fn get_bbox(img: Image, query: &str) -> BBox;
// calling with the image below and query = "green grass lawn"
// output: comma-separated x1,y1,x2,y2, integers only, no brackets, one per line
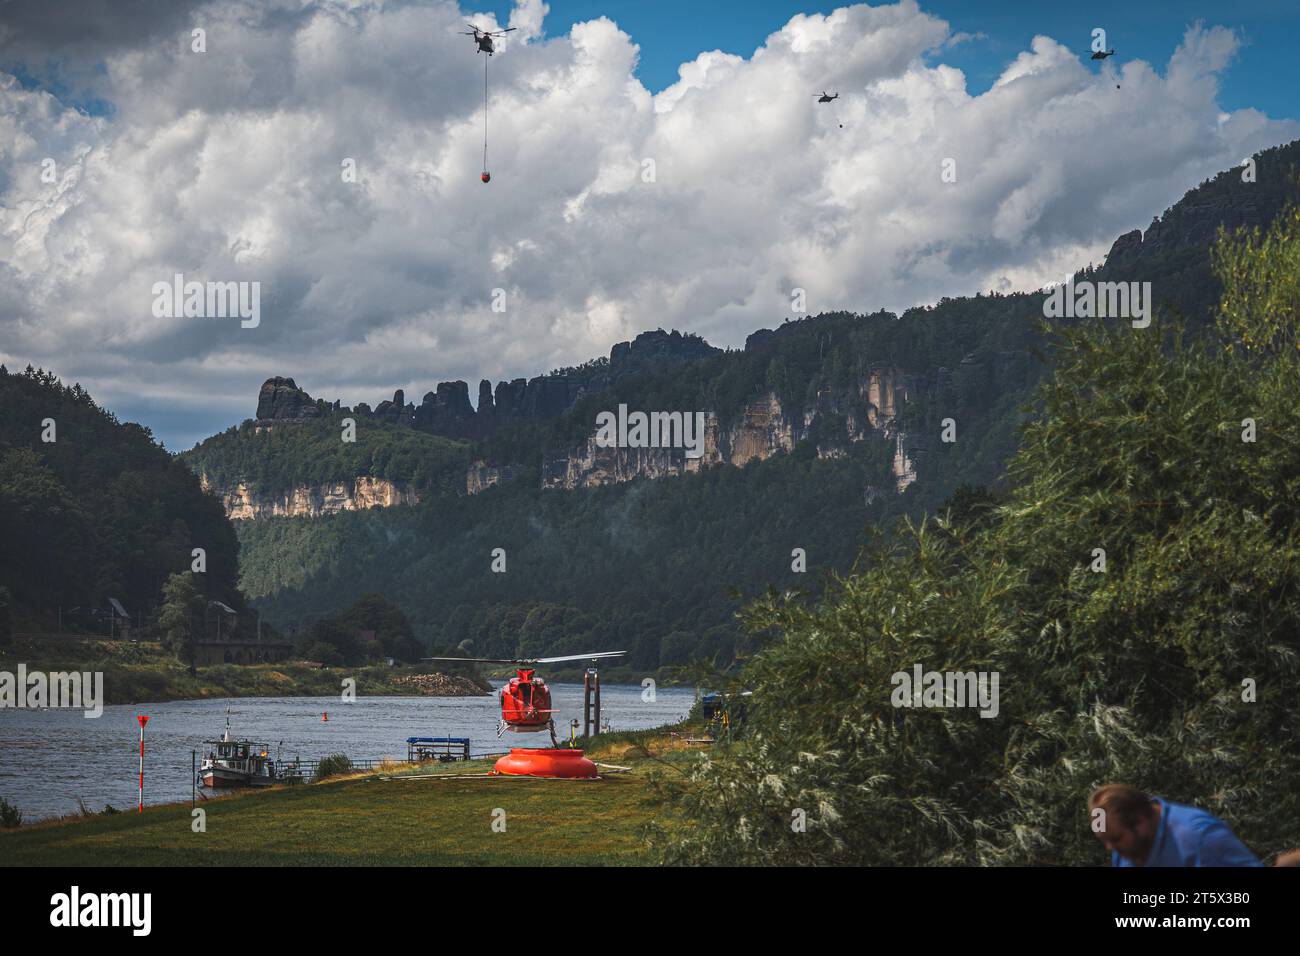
0,733,699,866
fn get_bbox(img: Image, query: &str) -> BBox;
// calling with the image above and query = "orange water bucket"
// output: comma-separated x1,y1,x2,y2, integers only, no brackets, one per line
492,748,597,779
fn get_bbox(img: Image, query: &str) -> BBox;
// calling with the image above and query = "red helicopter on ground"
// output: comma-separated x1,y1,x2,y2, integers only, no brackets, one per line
424,650,626,746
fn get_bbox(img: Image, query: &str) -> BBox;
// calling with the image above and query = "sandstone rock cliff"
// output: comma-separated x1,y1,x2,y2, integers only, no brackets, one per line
521,367,917,494
202,475,418,519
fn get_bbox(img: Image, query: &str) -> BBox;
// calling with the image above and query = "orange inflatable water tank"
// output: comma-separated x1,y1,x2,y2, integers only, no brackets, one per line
493,748,597,779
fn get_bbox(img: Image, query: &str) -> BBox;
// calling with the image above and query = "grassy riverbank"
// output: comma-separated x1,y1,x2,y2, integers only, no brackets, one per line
0,730,697,865
0,634,491,705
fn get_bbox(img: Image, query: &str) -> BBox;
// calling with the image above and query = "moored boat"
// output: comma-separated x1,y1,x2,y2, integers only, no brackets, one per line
198,713,279,789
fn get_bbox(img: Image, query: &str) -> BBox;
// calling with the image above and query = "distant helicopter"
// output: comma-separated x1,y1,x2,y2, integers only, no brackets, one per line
424,650,626,745
1091,49,1115,60
462,23,516,56
815,92,843,127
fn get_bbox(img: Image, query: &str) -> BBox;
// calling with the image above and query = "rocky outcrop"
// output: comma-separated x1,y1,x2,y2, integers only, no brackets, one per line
249,330,722,445
206,476,418,520
540,432,716,490
610,328,719,371
256,377,321,422
532,368,916,493
892,432,917,492
1095,141,1299,295
412,381,478,437
466,461,523,494
235,340,919,509
1104,196,1271,272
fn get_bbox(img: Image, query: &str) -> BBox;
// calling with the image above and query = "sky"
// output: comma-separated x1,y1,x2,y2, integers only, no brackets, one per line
469,0,1300,116
1,0,1297,451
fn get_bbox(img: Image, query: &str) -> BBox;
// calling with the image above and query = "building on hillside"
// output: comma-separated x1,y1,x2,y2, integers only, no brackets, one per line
193,637,294,666
193,599,293,665
93,597,132,639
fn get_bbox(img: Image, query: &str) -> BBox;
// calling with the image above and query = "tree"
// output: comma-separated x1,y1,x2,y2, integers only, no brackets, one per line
303,641,344,667
1213,204,1300,356
294,593,423,665
655,206,1300,866
158,572,205,674
0,585,12,645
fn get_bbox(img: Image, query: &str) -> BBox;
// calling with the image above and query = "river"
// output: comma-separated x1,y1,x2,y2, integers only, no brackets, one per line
0,681,697,821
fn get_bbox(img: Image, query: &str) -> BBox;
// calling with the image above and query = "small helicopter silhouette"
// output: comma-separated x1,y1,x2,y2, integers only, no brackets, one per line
462,23,516,56
1091,49,1116,60
424,650,626,745
815,91,840,103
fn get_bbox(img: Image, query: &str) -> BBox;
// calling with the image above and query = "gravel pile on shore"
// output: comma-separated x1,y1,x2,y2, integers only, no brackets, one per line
392,672,488,696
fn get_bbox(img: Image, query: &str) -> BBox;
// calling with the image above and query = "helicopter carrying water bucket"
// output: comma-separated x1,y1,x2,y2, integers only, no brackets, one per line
461,23,517,183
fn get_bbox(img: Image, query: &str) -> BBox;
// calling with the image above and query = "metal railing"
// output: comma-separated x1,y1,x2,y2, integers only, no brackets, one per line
276,755,496,781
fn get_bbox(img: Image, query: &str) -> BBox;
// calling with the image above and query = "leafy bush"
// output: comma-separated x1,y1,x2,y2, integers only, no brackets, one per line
313,753,353,781
0,796,21,828
655,208,1300,866
302,641,344,668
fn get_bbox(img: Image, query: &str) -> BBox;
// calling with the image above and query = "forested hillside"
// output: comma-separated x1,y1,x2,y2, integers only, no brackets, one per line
237,432,904,669
0,367,246,632
207,140,1300,671
186,413,471,499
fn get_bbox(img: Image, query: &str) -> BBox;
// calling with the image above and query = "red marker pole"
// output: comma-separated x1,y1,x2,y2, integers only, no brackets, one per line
137,715,150,813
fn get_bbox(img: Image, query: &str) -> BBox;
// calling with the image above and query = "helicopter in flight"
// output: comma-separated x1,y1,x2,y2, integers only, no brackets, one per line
465,23,517,183
814,91,839,103
424,650,626,746
1091,48,1115,60
462,23,516,56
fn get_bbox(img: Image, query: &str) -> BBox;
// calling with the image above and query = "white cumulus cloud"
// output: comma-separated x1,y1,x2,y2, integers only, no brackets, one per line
0,0,1295,449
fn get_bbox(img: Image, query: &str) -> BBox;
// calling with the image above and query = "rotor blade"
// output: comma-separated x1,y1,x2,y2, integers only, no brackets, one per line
533,651,627,664
422,656,523,665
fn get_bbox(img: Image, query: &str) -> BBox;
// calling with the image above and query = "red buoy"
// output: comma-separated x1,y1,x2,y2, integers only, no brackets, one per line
481,171,491,183
493,748,597,779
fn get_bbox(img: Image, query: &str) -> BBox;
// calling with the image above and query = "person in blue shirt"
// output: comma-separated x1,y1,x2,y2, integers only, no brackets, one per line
1088,784,1262,867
